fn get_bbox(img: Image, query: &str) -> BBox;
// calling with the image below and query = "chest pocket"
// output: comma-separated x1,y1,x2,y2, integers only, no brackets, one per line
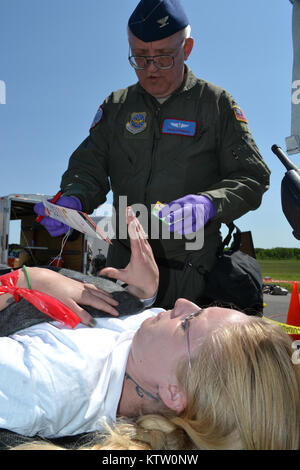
109,111,153,186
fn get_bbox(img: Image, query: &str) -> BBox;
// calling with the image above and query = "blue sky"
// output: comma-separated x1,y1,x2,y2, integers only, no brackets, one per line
0,0,298,248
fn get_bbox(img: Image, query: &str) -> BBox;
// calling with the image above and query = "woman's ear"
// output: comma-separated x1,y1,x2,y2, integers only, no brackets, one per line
158,384,187,413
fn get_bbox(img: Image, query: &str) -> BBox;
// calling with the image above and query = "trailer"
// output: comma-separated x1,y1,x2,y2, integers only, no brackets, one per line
0,194,109,273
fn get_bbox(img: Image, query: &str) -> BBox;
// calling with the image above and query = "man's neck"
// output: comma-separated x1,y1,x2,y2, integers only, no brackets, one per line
152,67,187,103
155,95,171,104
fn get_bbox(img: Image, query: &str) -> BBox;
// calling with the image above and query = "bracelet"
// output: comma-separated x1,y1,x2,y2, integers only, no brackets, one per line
22,265,31,289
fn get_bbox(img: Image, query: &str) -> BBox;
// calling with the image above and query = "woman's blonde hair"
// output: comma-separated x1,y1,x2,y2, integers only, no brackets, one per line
12,318,300,450
119,318,300,450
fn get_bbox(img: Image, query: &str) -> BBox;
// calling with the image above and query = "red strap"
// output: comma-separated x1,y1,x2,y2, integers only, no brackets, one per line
0,270,80,328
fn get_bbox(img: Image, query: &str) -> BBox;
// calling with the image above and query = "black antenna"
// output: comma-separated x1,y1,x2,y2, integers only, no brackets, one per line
271,144,299,172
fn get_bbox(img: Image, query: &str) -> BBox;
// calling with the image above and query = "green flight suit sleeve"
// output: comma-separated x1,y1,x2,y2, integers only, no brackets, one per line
60,104,111,214
202,91,271,224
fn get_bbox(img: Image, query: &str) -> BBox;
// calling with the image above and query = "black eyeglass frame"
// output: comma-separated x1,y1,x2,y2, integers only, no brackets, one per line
182,309,202,370
128,41,185,70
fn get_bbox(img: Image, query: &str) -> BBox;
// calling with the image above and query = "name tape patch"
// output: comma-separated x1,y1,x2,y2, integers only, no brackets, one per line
162,119,197,137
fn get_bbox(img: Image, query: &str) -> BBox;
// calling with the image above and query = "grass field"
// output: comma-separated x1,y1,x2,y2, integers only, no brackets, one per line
257,259,300,292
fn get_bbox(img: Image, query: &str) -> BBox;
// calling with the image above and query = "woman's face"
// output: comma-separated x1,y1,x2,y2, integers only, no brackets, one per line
130,298,249,383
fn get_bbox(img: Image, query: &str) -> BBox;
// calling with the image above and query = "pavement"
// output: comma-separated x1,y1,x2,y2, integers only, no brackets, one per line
263,293,291,323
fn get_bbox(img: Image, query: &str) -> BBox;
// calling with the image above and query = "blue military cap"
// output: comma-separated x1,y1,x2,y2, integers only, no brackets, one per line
128,0,189,42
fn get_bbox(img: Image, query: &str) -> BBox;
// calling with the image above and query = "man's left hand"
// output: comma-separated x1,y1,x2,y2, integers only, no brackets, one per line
158,194,216,235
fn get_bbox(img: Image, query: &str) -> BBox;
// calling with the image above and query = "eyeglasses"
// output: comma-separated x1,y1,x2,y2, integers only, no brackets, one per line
181,309,202,370
128,41,184,70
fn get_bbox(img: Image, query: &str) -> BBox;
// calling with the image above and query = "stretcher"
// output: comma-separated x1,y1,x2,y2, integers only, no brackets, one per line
0,268,144,449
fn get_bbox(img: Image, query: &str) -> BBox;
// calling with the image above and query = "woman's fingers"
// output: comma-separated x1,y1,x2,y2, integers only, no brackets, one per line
128,218,148,262
69,303,97,327
99,267,125,282
69,295,120,325
83,283,119,305
79,285,120,317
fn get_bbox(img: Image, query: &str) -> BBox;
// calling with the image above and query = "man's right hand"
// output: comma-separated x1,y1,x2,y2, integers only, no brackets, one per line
34,196,82,237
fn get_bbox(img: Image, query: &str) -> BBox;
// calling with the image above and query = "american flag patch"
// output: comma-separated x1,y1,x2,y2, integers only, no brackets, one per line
90,106,103,131
233,106,248,123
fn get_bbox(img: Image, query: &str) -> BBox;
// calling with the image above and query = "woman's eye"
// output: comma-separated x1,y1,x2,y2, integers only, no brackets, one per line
180,320,187,331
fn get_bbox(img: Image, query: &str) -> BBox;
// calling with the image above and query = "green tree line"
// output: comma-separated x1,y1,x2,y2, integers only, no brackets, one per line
255,248,300,260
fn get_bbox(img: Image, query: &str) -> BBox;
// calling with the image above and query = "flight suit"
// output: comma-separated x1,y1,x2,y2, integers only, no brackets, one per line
61,67,270,308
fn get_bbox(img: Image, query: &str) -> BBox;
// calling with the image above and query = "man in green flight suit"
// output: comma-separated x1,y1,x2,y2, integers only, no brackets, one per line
35,0,270,309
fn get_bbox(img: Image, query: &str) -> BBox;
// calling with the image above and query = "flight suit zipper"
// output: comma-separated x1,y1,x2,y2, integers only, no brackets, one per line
144,103,161,203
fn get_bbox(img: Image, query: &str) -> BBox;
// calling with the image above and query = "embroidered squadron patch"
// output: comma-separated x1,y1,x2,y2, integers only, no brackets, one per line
126,112,147,135
90,106,103,131
233,106,248,123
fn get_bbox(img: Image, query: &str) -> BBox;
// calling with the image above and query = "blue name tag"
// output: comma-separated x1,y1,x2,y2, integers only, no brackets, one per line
162,119,197,137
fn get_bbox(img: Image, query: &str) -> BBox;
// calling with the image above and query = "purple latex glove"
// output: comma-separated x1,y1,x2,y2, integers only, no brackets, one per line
158,195,216,235
34,196,82,237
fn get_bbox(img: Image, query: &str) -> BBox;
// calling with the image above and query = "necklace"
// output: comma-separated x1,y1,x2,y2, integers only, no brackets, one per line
124,372,160,403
